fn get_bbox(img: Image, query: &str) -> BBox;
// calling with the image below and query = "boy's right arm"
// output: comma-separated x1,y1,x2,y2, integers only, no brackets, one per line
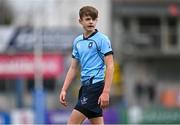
59,58,79,107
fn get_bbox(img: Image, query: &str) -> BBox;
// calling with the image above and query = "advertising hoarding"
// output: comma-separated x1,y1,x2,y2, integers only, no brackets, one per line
0,53,64,78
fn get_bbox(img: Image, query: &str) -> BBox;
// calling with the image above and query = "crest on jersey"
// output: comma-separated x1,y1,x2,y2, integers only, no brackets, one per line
88,42,93,48
81,97,88,104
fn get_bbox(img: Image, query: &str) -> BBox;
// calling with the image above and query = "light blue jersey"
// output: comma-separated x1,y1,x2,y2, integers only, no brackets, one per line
72,29,113,85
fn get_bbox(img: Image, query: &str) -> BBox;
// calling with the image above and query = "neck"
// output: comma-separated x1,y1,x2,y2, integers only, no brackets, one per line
84,29,95,38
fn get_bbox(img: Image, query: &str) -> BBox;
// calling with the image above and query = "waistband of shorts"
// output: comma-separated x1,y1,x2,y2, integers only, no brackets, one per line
82,80,104,87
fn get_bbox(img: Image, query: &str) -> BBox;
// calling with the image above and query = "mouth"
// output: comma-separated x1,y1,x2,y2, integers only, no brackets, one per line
88,25,94,28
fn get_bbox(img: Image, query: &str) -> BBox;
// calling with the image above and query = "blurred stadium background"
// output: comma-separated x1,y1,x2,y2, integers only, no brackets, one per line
0,0,180,124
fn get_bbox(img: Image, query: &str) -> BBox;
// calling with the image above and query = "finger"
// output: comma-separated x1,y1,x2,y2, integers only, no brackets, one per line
101,104,107,109
61,100,68,107
62,94,65,101
62,101,68,107
100,100,104,108
60,93,66,101
59,95,64,102
60,98,65,103
98,98,101,105
101,101,109,109
60,96,66,105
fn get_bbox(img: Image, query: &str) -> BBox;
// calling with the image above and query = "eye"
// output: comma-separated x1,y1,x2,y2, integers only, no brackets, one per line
85,18,91,21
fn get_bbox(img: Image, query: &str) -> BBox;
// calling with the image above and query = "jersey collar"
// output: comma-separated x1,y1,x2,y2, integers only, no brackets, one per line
83,29,98,40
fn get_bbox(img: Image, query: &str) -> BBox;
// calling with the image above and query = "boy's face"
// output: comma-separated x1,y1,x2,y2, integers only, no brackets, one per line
79,15,97,32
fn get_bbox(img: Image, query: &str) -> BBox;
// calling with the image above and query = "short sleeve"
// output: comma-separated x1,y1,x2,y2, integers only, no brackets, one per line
100,36,113,56
72,40,79,60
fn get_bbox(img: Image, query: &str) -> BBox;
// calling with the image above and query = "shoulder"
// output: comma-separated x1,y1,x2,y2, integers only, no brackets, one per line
73,34,83,45
96,32,111,42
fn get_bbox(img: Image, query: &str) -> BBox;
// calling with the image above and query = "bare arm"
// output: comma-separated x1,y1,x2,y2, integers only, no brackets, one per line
98,54,114,108
103,54,114,93
59,58,79,106
62,58,79,91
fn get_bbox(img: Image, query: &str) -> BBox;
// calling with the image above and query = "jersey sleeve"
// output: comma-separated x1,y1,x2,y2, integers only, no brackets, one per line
72,40,79,60
100,36,113,56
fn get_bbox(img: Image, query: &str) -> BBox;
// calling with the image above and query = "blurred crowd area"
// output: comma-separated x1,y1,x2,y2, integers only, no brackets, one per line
0,0,180,124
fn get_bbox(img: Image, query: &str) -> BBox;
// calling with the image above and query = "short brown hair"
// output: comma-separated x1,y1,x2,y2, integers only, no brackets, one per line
79,6,98,20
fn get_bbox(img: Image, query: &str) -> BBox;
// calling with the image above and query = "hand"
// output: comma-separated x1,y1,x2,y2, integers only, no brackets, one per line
59,90,68,107
98,92,109,109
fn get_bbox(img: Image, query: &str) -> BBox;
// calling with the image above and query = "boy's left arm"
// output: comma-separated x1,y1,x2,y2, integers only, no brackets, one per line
98,54,114,109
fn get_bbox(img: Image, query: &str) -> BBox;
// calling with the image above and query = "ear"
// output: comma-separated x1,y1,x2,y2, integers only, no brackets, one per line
79,19,82,24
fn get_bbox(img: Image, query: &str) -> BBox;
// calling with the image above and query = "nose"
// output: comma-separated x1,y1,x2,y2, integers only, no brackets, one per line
89,19,93,23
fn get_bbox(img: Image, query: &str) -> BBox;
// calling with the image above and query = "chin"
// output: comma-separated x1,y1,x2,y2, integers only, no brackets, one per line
87,28,95,32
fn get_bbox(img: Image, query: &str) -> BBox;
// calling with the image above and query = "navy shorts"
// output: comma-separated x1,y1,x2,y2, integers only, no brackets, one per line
74,81,104,119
